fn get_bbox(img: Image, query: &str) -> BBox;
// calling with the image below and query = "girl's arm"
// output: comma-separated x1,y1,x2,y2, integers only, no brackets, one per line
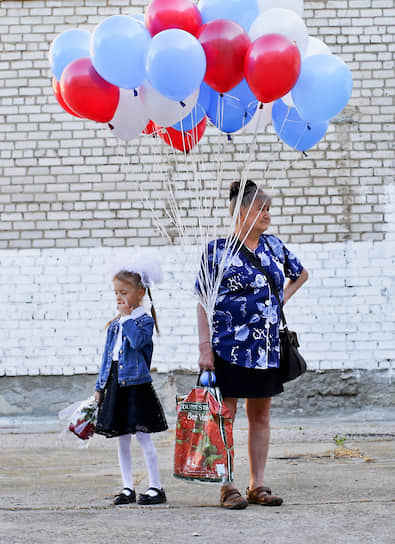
283,268,308,305
197,303,215,371
122,318,154,350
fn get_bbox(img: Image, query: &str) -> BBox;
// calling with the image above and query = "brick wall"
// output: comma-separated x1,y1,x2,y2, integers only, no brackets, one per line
0,0,394,378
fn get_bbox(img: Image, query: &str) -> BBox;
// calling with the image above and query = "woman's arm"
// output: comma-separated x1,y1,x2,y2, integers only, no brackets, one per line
283,268,308,305
197,303,215,371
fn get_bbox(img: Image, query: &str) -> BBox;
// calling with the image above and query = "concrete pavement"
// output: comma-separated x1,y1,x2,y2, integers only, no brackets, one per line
0,410,394,544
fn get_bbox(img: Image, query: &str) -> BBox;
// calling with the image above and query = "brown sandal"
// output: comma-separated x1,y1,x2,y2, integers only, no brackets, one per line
220,488,249,509
246,486,283,506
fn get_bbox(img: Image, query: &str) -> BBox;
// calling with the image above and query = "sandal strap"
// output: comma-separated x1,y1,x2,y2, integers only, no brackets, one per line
248,486,271,499
222,488,243,501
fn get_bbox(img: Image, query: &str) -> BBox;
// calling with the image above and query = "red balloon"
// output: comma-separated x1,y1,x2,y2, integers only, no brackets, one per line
145,0,202,37
155,116,207,153
60,58,120,123
197,19,251,93
244,34,301,104
143,120,156,135
52,77,84,118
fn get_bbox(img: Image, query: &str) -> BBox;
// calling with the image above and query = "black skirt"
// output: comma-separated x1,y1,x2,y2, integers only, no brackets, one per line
95,362,168,438
214,354,284,399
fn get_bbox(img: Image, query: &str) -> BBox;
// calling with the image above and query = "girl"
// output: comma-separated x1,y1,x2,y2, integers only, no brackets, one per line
94,254,168,506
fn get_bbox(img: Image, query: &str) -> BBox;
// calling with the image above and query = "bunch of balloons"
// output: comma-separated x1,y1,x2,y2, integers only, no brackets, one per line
49,0,353,153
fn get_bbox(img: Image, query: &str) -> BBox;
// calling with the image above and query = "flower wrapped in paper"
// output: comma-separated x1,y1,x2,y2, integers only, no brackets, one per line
59,397,98,441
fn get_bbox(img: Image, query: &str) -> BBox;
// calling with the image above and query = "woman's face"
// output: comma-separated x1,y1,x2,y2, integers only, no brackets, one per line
113,278,145,311
240,199,271,234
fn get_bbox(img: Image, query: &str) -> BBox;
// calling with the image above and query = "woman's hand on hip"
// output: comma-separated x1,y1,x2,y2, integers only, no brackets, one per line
198,342,215,371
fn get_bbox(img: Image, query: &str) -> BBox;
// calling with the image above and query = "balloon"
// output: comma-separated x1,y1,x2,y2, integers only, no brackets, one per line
257,0,304,18
200,370,216,386
206,79,258,133
52,77,83,118
272,99,329,151
292,54,353,122
245,34,301,103
198,0,259,32
146,29,206,101
140,80,199,126
143,120,156,134
60,57,120,123
156,116,207,152
90,15,151,90
243,101,273,133
131,13,145,23
304,36,331,58
172,82,211,131
145,0,203,37
49,29,91,81
249,8,308,55
107,88,149,141
197,19,251,93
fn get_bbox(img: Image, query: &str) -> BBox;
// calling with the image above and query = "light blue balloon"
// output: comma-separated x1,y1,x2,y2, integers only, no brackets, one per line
292,54,353,122
199,0,259,31
146,29,206,102
206,79,258,133
172,82,211,131
90,15,151,89
49,29,91,81
272,99,329,151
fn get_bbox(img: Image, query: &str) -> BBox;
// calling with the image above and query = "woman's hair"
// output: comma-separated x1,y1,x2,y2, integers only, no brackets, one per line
229,179,271,215
106,270,160,334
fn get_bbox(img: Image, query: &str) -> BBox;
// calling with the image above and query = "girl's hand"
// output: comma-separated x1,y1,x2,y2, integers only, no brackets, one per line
94,391,103,405
198,342,215,371
117,295,132,316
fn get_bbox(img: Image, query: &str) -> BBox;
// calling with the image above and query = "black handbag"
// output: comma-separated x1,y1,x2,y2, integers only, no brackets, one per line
238,242,307,383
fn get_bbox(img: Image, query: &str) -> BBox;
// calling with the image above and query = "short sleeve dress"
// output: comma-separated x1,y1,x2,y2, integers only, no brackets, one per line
196,234,304,398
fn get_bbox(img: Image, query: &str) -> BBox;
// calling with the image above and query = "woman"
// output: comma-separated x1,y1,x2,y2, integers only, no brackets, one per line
197,180,308,509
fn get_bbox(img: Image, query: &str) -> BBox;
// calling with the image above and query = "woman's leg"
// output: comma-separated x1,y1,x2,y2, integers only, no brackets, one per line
117,433,134,490
245,397,271,489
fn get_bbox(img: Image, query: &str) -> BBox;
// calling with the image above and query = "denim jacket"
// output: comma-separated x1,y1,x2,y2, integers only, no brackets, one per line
95,313,154,391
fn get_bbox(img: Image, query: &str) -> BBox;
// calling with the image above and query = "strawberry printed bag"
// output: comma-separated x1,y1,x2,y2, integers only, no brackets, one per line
174,385,234,484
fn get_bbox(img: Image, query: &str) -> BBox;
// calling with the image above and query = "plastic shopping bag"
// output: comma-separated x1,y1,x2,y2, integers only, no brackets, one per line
174,385,234,484
58,397,97,441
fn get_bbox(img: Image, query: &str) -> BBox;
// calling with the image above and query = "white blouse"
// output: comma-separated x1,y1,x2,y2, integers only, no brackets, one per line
112,306,146,361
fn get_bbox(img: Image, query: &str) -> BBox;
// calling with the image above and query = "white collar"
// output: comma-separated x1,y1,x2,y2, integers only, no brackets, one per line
129,306,146,319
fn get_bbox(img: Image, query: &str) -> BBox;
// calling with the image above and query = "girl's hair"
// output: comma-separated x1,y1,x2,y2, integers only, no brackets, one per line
229,179,271,215
106,270,160,334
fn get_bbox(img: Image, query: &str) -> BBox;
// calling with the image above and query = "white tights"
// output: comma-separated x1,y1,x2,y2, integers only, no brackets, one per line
117,432,161,491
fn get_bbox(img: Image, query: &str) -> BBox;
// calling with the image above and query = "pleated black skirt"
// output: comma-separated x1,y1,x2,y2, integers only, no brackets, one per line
214,354,284,399
95,362,168,438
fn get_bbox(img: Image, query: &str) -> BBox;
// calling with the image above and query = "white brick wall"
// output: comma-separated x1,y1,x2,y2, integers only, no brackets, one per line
0,0,394,378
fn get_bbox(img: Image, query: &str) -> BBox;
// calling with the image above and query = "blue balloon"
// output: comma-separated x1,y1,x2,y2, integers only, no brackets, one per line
292,54,353,122
200,370,216,387
206,79,258,133
146,29,206,102
91,15,151,90
199,0,259,31
172,82,211,131
49,29,91,81
272,99,329,152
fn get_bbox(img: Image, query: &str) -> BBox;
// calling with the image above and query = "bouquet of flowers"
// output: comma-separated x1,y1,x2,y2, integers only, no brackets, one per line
59,397,98,441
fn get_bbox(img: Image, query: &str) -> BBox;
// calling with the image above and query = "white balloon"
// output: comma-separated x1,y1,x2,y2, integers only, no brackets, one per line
304,36,331,58
257,0,303,18
139,81,199,127
108,88,149,142
249,8,308,55
243,102,273,134
281,91,295,107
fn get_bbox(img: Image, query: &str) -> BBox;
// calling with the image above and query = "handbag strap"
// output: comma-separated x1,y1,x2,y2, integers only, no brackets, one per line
238,241,288,329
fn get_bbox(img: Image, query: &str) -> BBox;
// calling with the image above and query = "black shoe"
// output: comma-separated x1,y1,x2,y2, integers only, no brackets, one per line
137,487,167,505
113,488,136,505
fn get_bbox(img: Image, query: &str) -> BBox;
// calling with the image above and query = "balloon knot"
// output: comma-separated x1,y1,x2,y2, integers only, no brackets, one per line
259,103,264,110
108,123,114,130
302,151,308,157
227,134,232,142
180,101,186,108
133,89,138,97
307,124,311,130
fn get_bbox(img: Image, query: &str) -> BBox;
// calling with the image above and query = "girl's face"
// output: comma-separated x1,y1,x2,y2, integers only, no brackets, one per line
113,278,145,311
240,199,271,234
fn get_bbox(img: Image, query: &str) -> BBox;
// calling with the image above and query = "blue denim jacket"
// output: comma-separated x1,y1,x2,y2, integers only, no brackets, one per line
95,313,154,391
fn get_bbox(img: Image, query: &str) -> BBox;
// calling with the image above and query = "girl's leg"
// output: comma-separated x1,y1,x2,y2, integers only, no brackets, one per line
117,433,134,490
135,431,161,492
